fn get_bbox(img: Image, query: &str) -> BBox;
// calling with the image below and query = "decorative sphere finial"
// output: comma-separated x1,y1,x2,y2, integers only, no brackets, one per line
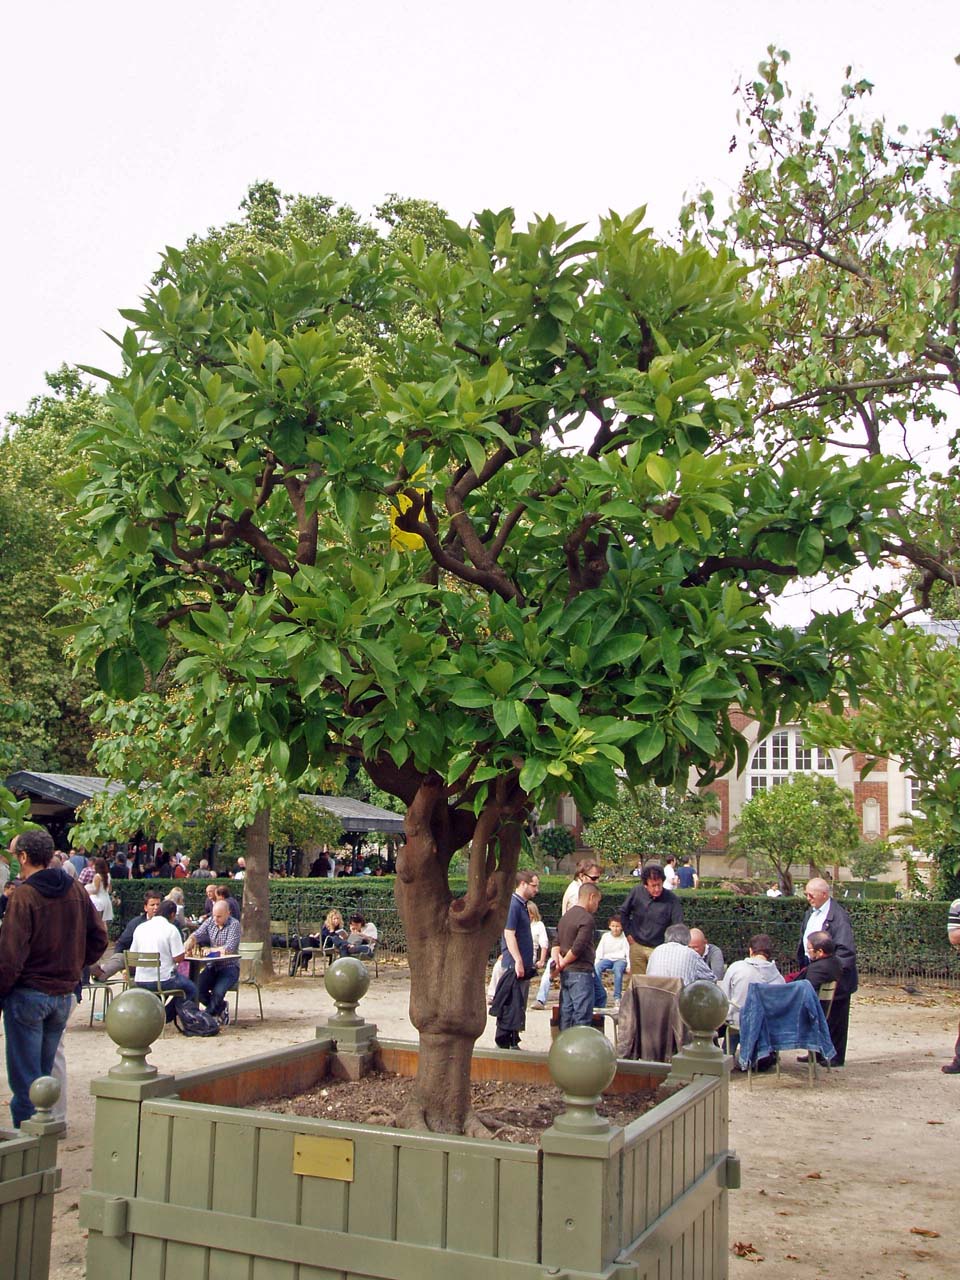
324,956,370,1025
679,981,729,1034
547,1026,617,1134
104,987,166,1077
29,1076,60,1117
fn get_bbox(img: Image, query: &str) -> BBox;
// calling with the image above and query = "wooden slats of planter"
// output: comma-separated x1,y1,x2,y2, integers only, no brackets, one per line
125,1100,540,1279
0,1128,60,1280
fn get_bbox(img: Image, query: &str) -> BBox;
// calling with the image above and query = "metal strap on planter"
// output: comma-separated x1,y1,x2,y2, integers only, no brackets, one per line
80,1190,625,1280
0,1167,60,1207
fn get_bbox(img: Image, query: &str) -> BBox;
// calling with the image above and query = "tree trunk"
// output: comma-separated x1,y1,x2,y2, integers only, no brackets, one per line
241,806,274,978
391,774,526,1135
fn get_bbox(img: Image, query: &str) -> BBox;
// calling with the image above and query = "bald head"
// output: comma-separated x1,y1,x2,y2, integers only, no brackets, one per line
212,901,230,926
688,928,707,955
805,878,831,908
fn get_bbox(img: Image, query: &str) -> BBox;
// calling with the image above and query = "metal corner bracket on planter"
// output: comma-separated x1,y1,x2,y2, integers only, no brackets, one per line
81,964,739,1279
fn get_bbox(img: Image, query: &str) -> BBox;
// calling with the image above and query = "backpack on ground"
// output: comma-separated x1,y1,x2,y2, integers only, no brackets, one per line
174,999,220,1037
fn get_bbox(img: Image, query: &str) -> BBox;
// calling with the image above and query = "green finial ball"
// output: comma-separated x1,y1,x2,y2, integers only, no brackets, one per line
548,1026,617,1097
105,987,166,1050
679,980,729,1033
324,956,370,1004
29,1076,60,1112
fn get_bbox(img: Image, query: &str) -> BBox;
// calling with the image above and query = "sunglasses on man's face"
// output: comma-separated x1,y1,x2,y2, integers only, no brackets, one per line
586,874,601,881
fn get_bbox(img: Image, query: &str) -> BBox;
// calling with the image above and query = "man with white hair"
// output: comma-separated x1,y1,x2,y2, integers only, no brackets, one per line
646,923,718,987
184,899,241,1026
942,899,960,1074
795,877,858,1066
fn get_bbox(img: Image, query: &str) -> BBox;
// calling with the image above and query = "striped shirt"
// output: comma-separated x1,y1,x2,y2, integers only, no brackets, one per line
191,915,241,959
646,942,718,987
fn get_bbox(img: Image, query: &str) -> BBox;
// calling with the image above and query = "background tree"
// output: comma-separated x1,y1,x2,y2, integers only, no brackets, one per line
66,195,904,1132
728,772,860,893
807,623,960,897
845,838,894,882
584,782,716,871
0,368,100,773
534,823,576,869
683,49,960,612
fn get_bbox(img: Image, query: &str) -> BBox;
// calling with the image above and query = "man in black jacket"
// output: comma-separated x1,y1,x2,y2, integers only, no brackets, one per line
796,878,858,1066
618,864,683,980
91,888,164,979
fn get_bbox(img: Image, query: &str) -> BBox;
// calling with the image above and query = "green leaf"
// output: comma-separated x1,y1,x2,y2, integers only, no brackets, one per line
796,524,825,575
228,708,259,750
634,724,666,764
461,434,487,478
600,633,647,666
484,660,514,697
645,456,676,490
519,758,548,793
493,699,520,739
133,620,169,676
547,693,580,725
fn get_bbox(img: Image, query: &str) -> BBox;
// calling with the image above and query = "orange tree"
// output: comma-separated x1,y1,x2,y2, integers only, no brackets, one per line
65,204,903,1132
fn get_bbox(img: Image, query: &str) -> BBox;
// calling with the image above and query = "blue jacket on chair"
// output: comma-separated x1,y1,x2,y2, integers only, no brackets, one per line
738,980,836,1067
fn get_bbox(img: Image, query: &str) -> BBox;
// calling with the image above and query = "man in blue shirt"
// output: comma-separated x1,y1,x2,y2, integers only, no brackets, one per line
493,870,540,1049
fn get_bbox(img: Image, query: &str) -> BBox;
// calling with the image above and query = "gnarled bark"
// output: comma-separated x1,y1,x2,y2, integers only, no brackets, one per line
379,769,528,1134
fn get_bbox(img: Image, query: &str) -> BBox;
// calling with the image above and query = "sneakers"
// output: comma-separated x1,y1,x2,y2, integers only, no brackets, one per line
217,1006,230,1027
533,1000,546,1009
942,1060,960,1074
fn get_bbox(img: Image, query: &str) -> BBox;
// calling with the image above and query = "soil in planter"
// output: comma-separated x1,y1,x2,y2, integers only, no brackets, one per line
260,1071,673,1144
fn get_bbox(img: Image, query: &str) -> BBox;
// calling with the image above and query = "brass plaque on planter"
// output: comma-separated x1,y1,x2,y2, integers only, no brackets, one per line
293,1136,354,1181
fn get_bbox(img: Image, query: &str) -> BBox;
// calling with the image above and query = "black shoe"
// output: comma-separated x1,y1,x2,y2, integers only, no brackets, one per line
942,1060,960,1074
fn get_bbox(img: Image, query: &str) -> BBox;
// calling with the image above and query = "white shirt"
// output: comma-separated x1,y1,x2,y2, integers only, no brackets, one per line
664,865,680,890
595,931,630,964
802,900,830,949
561,878,581,915
531,920,549,955
131,916,184,982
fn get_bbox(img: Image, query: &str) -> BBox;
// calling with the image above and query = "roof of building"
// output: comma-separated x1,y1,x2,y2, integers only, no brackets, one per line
4,771,405,836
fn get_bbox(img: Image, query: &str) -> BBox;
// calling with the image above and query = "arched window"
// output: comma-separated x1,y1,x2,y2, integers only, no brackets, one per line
747,727,836,797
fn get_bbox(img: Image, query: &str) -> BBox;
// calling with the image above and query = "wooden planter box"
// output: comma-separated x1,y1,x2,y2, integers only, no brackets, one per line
81,989,737,1280
0,1093,63,1280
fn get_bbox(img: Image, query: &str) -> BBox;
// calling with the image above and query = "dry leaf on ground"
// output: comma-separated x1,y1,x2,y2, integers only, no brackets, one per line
731,1241,764,1261
804,1171,823,1179
910,1227,940,1238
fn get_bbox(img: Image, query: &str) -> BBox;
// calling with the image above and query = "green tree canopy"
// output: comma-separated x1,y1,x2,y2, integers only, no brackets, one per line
65,194,905,1131
728,772,860,893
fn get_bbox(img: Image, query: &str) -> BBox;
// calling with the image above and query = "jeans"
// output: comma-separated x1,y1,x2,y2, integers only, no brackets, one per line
198,962,239,1016
536,959,554,1004
3,986,75,1126
595,958,628,1001
559,970,596,1031
136,974,198,1021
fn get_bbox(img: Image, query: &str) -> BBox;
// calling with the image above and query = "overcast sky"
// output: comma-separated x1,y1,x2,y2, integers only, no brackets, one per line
4,0,956,424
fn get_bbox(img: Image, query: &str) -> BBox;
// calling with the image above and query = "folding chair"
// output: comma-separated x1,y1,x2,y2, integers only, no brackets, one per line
81,974,120,1025
123,950,187,1035
230,942,264,1022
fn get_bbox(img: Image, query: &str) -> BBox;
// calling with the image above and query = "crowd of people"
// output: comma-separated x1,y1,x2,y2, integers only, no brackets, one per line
488,858,865,1070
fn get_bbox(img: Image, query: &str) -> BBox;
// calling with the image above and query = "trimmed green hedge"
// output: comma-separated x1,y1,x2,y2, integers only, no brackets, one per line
111,876,959,979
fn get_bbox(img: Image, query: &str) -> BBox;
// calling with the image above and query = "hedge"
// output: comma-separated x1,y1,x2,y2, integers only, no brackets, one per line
111,876,960,980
